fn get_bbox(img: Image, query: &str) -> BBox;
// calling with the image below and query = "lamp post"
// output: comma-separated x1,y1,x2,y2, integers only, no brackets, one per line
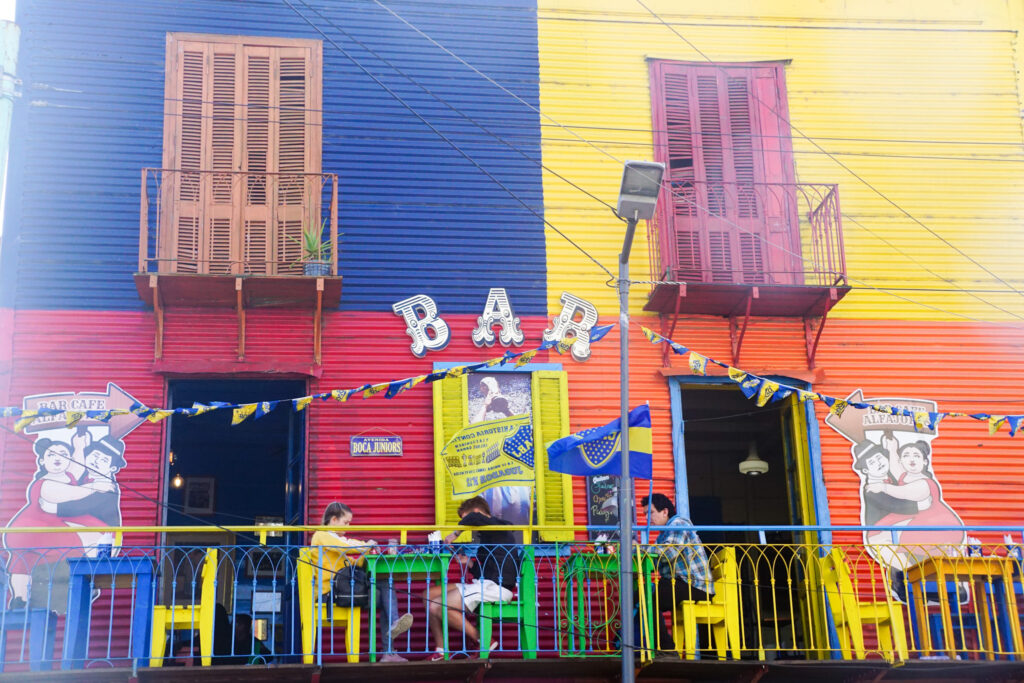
615,160,664,683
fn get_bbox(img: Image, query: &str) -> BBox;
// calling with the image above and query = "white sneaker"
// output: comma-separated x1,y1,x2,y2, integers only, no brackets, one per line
380,653,407,662
389,612,413,640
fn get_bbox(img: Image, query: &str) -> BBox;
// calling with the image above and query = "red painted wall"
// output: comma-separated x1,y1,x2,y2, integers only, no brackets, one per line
2,309,1020,546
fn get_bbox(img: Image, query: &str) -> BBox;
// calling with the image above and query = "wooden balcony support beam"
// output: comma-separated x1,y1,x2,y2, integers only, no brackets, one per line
729,288,757,367
149,275,163,360
236,278,245,361
803,287,839,369
661,284,685,366
314,278,324,365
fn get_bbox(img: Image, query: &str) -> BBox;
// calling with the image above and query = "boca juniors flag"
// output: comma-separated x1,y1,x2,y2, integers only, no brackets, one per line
546,405,653,478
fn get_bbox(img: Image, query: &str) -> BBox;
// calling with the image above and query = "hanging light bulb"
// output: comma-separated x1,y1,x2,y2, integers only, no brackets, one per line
171,473,184,489
739,441,769,476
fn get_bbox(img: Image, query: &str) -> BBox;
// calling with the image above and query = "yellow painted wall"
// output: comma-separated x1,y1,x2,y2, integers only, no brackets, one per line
538,0,1024,322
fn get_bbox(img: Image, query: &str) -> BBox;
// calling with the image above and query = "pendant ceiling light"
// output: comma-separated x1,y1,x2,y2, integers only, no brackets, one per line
739,441,769,476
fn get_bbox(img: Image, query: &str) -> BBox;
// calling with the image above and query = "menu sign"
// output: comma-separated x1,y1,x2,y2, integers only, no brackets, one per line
586,475,619,541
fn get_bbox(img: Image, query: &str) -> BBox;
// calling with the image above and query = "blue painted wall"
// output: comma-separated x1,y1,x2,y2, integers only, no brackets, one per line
0,0,545,313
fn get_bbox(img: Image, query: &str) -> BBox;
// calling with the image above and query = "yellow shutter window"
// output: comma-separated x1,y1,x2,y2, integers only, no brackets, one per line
432,373,471,542
531,371,574,541
433,368,575,543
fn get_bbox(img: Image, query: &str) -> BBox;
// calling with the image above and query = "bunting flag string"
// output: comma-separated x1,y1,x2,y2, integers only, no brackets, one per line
1,324,615,432
640,326,1024,437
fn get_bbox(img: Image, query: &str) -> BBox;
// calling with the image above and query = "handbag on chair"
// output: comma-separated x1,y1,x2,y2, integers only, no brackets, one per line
332,566,371,608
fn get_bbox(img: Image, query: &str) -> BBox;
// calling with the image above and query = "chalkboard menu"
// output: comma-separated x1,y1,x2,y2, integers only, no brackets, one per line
586,475,620,541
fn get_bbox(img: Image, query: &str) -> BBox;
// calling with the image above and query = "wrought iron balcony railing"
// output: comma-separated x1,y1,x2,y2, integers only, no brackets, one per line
0,524,1020,670
648,181,847,288
138,169,339,277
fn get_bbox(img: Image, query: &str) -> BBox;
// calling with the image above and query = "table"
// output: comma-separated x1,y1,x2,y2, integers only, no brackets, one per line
905,555,1023,659
561,552,656,658
364,551,450,661
61,555,154,669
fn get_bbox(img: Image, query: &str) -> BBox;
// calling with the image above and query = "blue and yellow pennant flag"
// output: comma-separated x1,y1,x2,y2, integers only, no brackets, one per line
546,404,653,479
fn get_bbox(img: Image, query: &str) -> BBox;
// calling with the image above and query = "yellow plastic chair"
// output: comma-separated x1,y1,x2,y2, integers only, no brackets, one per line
150,548,218,667
818,547,908,662
296,547,361,664
673,546,742,660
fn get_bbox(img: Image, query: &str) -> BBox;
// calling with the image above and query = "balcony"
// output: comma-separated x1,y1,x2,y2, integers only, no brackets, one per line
1,524,1021,676
645,181,850,318
134,169,341,310
133,169,341,363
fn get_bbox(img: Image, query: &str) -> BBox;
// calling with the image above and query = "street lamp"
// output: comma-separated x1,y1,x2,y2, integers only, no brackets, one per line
616,160,664,682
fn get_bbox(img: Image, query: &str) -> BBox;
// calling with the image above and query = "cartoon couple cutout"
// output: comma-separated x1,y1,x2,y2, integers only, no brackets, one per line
853,432,964,571
4,428,125,605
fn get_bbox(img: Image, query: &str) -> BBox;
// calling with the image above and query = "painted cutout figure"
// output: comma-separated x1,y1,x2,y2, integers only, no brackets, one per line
825,390,966,575
4,428,126,606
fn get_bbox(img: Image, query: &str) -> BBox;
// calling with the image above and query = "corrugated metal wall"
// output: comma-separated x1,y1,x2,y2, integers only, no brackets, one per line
0,311,165,537
656,315,1024,537
1,0,547,314
537,0,1024,321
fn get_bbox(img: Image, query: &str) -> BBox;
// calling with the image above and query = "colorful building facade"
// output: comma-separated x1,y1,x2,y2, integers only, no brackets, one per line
0,0,1022,665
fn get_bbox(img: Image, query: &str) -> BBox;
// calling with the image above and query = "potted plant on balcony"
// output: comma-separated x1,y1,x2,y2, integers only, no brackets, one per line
298,217,332,276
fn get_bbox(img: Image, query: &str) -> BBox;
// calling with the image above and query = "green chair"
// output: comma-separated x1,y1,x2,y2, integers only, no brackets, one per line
478,547,537,659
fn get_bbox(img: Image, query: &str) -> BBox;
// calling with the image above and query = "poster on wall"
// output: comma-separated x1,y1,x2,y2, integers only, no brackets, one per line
825,389,966,573
467,373,533,538
3,383,143,607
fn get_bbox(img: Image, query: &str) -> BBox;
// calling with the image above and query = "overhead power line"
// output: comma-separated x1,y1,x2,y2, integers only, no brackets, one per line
632,0,1024,302
368,0,1024,325
281,0,617,281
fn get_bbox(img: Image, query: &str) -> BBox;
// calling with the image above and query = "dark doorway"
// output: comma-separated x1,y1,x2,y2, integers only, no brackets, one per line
165,379,305,531
681,384,796,545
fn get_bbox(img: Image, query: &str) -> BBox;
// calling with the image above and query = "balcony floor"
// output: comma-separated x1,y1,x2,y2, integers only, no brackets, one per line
645,281,851,318
133,273,342,309
9,658,1021,682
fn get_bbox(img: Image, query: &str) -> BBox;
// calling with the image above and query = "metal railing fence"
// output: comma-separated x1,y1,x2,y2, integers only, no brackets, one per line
0,524,1021,670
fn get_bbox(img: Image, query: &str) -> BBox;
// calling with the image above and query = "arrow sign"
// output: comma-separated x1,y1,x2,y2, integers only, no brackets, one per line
824,389,939,443
21,382,146,439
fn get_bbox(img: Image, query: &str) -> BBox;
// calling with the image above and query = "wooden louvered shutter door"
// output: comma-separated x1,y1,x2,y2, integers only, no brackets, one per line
751,66,800,284
693,71,736,282
240,45,317,275
242,47,273,274
164,41,241,275
660,67,703,283
275,49,311,275
725,72,766,284
165,43,207,274
207,44,241,274
165,36,321,278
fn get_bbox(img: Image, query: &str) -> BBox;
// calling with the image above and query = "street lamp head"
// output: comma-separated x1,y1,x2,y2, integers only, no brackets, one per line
617,160,665,221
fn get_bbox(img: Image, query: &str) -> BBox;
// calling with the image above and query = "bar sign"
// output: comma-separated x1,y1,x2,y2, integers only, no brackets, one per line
350,435,403,457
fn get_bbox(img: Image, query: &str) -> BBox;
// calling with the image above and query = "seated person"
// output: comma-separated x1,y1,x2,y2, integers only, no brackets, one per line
310,502,413,662
424,496,519,660
639,492,713,653
233,613,272,665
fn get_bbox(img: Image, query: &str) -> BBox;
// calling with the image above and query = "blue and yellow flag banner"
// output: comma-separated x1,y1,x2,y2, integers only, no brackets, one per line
439,414,536,499
546,404,653,478
2,328,615,431
639,326,1024,437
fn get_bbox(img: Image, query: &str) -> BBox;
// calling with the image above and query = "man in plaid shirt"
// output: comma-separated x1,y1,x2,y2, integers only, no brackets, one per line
641,493,713,652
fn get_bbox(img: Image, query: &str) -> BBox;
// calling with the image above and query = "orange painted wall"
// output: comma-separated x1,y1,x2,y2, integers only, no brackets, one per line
647,314,1024,538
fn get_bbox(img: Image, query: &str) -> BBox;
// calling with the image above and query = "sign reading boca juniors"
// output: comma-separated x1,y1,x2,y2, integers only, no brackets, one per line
439,414,535,498
4,383,144,607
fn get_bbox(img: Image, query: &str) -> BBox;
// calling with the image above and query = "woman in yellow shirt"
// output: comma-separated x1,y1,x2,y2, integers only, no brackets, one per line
310,502,413,662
